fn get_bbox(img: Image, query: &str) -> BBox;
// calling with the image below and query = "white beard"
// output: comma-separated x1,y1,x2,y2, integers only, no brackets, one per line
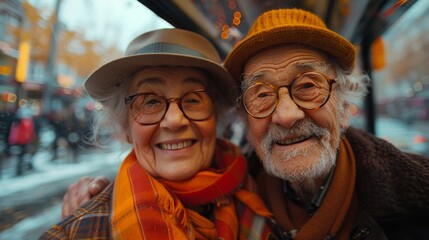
256,120,340,183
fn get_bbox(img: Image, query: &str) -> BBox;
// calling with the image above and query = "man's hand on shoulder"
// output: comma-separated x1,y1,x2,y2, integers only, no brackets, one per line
62,176,110,219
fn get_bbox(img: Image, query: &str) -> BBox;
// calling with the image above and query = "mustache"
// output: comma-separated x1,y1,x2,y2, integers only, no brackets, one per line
262,120,328,148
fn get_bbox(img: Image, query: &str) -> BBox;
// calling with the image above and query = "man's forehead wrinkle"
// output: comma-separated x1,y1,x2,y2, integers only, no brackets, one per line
294,61,331,72
264,61,332,78
248,60,328,74
241,60,331,90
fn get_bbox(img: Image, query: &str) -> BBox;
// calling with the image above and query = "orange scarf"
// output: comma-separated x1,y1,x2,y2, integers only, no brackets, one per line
261,138,358,240
111,139,272,239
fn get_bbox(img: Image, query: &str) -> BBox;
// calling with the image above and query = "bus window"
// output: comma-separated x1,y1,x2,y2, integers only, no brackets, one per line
371,1,429,156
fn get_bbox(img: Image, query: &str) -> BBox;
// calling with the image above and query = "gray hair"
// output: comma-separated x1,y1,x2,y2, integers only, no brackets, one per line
87,75,130,149
332,62,370,124
87,71,235,149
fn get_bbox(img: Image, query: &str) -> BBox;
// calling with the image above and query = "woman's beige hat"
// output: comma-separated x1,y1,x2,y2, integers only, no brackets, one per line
84,28,237,106
224,8,356,84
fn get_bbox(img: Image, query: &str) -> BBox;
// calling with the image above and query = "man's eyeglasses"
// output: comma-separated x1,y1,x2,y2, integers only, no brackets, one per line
125,89,215,125
239,72,336,119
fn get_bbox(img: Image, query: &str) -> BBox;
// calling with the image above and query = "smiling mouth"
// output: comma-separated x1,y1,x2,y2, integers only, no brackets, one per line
276,135,312,146
158,140,195,150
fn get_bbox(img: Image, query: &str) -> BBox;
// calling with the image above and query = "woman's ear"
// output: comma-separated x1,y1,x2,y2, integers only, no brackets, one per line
125,126,133,143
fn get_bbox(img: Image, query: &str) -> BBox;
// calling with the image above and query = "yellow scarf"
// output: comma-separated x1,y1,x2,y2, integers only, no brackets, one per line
111,139,272,239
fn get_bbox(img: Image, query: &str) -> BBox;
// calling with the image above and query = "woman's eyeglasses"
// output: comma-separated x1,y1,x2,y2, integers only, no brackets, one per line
125,89,215,125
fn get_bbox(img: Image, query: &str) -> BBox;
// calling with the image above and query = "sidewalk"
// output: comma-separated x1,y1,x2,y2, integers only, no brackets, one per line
0,146,126,239
0,148,124,198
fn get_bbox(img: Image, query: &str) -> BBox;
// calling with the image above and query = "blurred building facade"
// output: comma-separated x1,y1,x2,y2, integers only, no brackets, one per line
0,0,23,112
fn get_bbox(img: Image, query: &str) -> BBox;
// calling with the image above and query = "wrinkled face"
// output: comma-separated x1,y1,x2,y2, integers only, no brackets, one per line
127,66,217,181
243,45,347,182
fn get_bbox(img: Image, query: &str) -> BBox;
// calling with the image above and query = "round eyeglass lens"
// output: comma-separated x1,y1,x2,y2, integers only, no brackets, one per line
243,83,278,118
181,91,213,120
132,94,166,124
291,72,331,110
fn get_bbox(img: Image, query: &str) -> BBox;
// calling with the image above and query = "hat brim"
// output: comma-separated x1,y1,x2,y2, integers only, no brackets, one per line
224,25,355,86
84,53,238,106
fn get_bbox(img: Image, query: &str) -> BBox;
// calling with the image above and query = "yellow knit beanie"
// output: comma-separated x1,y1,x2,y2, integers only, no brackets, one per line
224,9,356,85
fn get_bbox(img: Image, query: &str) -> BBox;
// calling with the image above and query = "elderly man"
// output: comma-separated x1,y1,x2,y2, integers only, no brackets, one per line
223,8,429,239
62,9,429,239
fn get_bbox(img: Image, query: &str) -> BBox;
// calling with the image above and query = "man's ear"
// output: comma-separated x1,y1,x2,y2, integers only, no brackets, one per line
340,103,351,129
340,115,350,129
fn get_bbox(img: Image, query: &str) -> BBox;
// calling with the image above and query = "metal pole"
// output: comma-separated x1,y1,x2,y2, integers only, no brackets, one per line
42,0,62,115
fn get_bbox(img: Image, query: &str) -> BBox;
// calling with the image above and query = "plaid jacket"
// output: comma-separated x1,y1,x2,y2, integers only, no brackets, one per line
39,183,114,239
39,181,274,239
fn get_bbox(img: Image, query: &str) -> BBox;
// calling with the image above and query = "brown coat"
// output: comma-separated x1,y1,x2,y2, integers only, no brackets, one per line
347,127,429,239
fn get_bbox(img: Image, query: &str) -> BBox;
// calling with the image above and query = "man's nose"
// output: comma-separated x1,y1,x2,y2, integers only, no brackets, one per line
271,89,305,128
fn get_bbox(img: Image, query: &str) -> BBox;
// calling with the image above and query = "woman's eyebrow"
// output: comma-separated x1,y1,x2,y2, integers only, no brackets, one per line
136,77,163,87
136,76,206,88
182,77,206,85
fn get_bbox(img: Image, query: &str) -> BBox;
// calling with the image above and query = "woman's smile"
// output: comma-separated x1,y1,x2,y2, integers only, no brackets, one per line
157,139,196,150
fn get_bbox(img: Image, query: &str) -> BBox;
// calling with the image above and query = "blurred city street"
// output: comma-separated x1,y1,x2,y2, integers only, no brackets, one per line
0,126,124,240
1,0,429,239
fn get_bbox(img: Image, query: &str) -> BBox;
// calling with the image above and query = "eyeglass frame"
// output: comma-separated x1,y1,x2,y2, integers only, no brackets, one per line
238,71,337,119
125,89,216,125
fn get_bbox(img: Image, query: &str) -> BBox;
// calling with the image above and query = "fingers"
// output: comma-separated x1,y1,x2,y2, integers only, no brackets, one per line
62,192,90,219
88,176,110,196
61,176,111,219
61,177,94,219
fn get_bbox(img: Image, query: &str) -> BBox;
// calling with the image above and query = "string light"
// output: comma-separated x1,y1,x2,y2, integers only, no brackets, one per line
232,11,241,26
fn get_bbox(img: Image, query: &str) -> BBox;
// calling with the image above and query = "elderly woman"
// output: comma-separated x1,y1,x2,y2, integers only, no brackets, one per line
39,28,275,239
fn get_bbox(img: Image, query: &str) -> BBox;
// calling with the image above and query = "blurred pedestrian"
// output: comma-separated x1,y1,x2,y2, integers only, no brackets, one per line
8,104,36,175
